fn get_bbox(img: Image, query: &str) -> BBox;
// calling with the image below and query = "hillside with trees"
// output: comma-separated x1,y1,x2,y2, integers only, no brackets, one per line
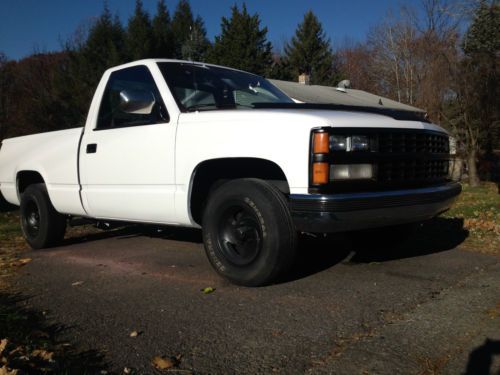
0,0,498,184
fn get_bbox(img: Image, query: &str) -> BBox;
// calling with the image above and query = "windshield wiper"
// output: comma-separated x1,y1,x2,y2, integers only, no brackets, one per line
185,103,238,112
185,103,219,112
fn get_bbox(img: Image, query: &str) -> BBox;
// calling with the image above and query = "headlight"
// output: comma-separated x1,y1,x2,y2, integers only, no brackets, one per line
351,135,369,151
329,135,371,152
330,135,347,151
330,164,374,180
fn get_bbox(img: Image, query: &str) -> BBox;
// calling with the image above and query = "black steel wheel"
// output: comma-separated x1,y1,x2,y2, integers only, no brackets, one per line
217,203,263,266
202,178,297,286
20,183,66,249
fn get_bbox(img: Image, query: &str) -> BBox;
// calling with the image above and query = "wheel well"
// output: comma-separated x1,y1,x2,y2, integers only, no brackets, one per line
190,158,290,225
17,171,45,196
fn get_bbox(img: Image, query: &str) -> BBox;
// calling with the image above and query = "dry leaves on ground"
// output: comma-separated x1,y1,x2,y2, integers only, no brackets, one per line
0,365,18,375
31,349,54,362
152,354,181,370
0,340,7,356
129,331,139,338
9,258,31,267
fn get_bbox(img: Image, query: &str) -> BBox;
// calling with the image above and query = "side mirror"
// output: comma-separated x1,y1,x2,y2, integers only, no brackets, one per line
119,89,156,115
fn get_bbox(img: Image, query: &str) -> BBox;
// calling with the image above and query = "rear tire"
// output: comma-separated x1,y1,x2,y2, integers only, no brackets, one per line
20,183,66,249
202,178,297,286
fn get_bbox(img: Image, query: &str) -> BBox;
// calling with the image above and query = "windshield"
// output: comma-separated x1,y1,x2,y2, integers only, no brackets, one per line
158,62,293,112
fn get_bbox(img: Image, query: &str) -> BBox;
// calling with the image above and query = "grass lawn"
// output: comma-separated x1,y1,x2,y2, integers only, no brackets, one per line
443,182,500,255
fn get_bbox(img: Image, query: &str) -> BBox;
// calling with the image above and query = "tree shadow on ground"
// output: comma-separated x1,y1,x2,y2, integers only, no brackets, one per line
0,292,109,374
464,338,500,375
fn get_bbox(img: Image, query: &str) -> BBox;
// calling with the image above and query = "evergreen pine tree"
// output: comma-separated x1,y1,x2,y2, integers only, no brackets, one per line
181,16,210,61
462,1,500,152
152,0,174,58
83,5,126,77
267,54,294,81
209,3,272,75
64,5,126,125
171,0,195,58
126,0,153,60
285,11,335,85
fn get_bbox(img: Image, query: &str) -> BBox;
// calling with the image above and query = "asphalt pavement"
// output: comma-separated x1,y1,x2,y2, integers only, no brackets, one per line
13,223,500,374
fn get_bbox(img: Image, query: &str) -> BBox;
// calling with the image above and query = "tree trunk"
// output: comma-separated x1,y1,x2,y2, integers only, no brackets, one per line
451,157,463,181
467,149,480,187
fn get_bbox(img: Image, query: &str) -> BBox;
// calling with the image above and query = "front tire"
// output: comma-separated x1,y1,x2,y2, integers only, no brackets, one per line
202,179,297,286
20,183,67,249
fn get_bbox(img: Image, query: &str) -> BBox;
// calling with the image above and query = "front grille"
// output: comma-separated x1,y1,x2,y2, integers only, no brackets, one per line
378,159,449,183
309,128,451,194
378,132,449,154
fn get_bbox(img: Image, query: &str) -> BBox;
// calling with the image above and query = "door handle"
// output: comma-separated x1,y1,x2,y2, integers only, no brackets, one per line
86,143,97,153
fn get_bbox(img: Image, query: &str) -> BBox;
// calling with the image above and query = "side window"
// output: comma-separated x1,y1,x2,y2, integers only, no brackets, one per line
96,66,169,130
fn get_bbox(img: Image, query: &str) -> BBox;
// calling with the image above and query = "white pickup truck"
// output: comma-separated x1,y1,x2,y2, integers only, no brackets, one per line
0,59,461,286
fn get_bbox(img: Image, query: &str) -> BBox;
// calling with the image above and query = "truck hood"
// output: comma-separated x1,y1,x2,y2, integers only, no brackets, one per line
178,108,447,134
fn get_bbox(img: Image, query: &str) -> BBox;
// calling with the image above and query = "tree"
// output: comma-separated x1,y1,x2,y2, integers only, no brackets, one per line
210,3,272,75
171,0,195,58
337,41,377,92
152,0,174,58
448,1,500,186
126,0,153,60
0,53,13,140
267,53,294,81
462,0,500,149
284,11,336,85
181,16,210,61
64,5,127,126
78,5,126,82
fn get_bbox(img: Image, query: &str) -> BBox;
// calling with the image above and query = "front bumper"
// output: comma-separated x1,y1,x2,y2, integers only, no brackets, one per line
289,182,461,233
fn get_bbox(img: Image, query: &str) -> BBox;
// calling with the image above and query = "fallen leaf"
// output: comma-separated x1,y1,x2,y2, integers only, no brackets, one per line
31,349,54,361
0,365,18,375
10,258,32,267
129,331,139,338
201,287,215,294
151,355,180,370
71,281,84,286
123,367,132,374
0,340,7,356
8,347,23,357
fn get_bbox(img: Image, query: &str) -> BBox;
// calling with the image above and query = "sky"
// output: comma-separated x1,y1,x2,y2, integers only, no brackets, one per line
0,0,407,60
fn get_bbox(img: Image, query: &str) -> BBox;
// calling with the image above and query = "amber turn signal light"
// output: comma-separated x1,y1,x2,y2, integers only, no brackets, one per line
312,162,329,184
313,132,329,154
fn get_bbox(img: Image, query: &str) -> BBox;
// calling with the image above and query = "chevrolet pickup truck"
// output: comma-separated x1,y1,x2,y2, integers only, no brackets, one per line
0,59,461,286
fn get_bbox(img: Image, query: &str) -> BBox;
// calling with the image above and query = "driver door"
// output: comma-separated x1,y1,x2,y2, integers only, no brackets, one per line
79,65,178,224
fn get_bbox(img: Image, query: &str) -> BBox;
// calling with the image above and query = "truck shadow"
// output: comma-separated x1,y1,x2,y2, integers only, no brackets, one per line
0,192,17,212
59,217,468,283
287,217,468,282
61,224,203,247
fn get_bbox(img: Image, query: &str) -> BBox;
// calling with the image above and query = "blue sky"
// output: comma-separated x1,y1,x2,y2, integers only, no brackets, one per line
0,0,406,60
